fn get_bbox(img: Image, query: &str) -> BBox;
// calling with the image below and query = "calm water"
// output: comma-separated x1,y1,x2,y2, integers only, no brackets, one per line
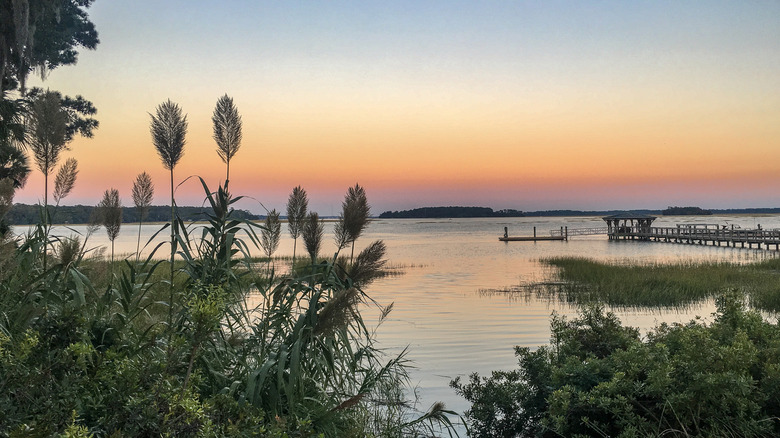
25,214,780,432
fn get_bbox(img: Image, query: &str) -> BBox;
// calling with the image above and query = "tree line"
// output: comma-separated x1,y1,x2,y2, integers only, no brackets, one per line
4,203,258,225
379,206,524,218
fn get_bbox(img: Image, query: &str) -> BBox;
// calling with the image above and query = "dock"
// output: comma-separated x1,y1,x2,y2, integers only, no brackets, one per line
500,226,568,242
608,224,780,251
499,235,565,242
603,213,780,251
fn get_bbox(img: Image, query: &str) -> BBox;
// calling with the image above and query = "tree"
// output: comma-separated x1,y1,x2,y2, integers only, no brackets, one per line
0,141,29,188
212,94,242,185
1,0,99,94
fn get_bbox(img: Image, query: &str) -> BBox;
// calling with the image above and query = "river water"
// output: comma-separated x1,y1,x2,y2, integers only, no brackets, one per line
25,214,780,433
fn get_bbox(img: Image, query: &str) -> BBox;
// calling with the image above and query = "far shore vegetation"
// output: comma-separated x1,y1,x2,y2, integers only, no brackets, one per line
379,206,780,219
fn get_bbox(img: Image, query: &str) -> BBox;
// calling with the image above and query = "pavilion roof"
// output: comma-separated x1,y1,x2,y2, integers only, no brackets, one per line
602,212,657,221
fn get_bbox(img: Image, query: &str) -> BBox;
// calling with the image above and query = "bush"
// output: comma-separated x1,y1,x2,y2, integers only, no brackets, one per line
453,291,780,437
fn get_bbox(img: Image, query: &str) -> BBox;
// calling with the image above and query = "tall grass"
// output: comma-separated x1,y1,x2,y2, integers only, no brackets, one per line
540,256,780,311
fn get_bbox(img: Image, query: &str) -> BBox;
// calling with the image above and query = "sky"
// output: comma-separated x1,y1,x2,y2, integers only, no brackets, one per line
15,0,780,215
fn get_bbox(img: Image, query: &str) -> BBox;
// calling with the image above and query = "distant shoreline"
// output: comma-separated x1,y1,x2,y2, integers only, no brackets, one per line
378,206,780,219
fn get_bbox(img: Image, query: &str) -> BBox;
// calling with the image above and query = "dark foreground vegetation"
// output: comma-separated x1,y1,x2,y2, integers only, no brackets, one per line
453,291,780,437
0,184,455,436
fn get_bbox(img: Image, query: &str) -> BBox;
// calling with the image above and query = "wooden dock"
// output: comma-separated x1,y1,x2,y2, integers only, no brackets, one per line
500,226,568,242
499,235,565,242
609,224,780,251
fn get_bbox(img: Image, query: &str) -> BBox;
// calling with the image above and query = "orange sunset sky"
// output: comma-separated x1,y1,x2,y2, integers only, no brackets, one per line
15,1,780,215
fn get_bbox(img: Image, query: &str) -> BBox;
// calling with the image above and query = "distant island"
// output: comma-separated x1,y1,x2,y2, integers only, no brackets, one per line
379,206,780,219
378,206,523,219
662,206,712,216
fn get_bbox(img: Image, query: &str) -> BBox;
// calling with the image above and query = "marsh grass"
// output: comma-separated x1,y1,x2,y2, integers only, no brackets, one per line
533,256,780,311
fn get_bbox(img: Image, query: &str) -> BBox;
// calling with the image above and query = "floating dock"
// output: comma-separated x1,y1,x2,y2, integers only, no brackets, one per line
500,226,568,242
499,235,565,242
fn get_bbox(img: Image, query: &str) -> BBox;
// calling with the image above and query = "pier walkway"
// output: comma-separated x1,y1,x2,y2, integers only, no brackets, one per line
609,224,780,250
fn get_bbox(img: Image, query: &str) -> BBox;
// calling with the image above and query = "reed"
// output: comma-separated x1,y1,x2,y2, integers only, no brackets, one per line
334,184,370,262
149,99,187,329
302,211,324,263
211,94,242,186
260,208,281,270
97,188,122,268
131,171,154,263
286,185,308,266
52,157,77,205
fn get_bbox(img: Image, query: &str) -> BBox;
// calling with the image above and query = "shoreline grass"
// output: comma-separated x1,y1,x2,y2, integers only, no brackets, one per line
498,256,780,312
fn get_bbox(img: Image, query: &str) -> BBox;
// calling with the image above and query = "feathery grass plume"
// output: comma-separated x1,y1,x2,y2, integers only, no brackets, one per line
52,157,77,205
131,171,154,262
347,240,387,287
302,211,323,263
212,94,242,185
286,185,308,266
261,209,281,260
150,99,187,319
334,183,370,262
98,188,122,267
314,287,360,337
54,235,81,267
150,100,187,172
27,90,68,213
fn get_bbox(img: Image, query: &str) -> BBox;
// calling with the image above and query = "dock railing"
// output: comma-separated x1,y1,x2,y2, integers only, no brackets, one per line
550,227,607,237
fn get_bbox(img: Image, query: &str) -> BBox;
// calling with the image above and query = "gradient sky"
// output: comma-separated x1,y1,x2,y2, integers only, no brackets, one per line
15,0,780,215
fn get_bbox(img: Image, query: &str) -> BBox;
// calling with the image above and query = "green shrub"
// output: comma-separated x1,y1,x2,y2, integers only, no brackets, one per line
453,290,780,437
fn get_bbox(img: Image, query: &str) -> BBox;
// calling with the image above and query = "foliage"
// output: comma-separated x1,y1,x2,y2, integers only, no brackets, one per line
0,181,446,437
453,291,780,437
0,0,99,93
26,88,98,141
